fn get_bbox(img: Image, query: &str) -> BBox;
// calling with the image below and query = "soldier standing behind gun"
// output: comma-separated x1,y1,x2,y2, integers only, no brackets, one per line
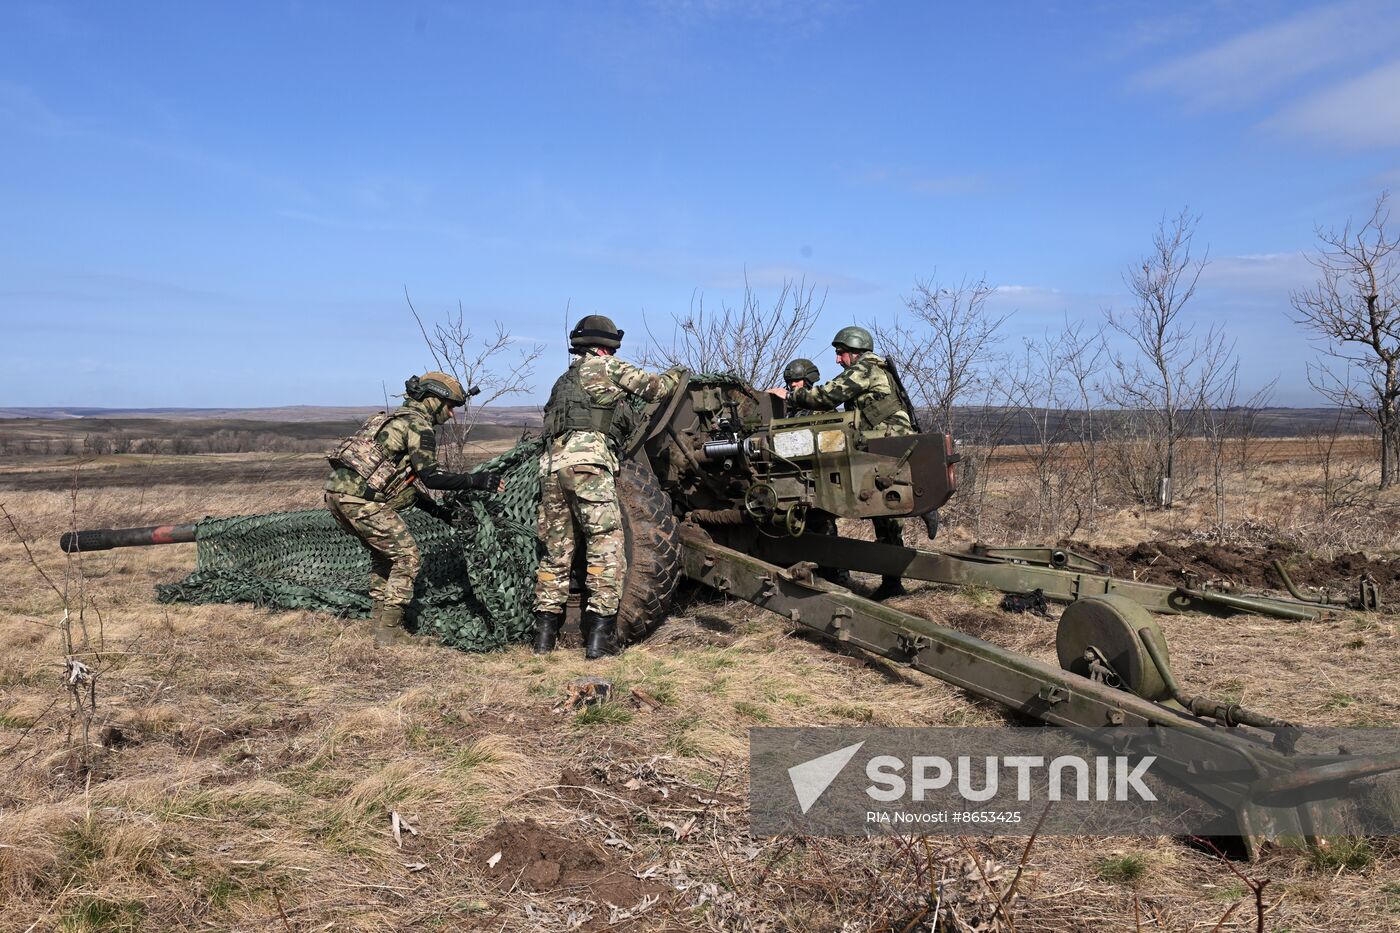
781,358,821,417
325,372,503,646
533,315,682,659
772,327,914,600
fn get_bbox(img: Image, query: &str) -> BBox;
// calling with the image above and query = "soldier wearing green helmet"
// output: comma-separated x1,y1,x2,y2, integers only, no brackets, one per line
533,315,684,659
325,371,504,645
773,326,916,600
781,358,821,417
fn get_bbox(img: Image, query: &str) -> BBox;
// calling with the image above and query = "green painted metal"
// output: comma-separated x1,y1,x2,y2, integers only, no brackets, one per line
739,532,1331,621
679,525,1391,856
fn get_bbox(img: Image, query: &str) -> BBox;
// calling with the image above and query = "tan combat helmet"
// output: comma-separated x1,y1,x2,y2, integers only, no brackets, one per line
405,371,470,424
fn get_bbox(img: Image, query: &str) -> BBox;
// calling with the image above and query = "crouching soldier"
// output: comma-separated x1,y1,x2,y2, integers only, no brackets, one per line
533,315,683,659
773,327,915,600
325,371,502,645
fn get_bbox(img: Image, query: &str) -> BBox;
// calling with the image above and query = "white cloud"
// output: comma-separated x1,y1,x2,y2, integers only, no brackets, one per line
1132,0,1400,109
1201,252,1317,293
1263,59,1400,148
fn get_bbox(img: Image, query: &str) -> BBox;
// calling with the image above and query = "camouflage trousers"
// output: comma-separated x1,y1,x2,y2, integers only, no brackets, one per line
533,464,626,616
325,492,422,610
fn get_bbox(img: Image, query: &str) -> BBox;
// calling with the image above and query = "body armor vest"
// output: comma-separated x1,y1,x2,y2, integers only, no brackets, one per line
856,356,907,431
541,358,638,453
327,409,421,500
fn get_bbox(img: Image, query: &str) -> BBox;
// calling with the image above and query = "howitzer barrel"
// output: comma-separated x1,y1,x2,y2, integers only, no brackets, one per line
59,524,199,553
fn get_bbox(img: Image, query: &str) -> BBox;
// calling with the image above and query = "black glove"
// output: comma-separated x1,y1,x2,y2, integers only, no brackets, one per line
471,470,503,492
418,496,455,524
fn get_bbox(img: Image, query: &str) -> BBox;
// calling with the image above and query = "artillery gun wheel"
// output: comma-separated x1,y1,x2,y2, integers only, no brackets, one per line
1055,594,1172,702
616,458,682,644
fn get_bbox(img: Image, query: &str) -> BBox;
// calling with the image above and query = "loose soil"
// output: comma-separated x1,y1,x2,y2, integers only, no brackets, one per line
470,818,669,907
1059,538,1400,592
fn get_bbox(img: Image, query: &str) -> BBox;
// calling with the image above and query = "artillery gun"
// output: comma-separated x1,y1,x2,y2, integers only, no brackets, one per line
60,372,1398,856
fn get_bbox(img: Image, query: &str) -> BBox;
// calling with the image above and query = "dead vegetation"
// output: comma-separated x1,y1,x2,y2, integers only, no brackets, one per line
1,450,1399,931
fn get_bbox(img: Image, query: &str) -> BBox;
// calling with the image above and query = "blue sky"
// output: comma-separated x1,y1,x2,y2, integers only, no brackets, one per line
3,0,1399,407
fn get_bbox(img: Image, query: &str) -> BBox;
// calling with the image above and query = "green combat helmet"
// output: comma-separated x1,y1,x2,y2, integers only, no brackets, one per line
569,314,624,350
832,325,874,352
783,358,821,385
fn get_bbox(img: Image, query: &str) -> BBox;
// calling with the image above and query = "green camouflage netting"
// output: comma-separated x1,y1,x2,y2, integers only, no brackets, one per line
156,437,545,652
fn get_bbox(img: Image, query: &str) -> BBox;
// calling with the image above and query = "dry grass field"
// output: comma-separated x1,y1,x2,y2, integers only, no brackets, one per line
2,442,1399,931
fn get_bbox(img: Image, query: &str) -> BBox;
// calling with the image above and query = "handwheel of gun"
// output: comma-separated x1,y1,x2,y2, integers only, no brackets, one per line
615,457,683,645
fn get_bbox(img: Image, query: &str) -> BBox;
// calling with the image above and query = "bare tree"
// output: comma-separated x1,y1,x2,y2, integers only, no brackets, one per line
1006,331,1078,538
639,273,825,389
1105,209,1215,508
407,290,545,469
1061,319,1109,532
1291,192,1400,487
874,275,1008,436
1200,365,1277,536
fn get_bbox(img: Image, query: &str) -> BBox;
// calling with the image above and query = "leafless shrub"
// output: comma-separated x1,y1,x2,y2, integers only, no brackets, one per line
407,289,545,470
1004,322,1112,540
871,275,1011,536
1201,374,1277,537
639,273,825,388
874,275,1008,436
1105,209,1238,509
1292,191,1400,487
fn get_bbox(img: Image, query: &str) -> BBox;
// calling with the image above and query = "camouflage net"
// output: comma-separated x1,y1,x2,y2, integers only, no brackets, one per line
156,438,545,652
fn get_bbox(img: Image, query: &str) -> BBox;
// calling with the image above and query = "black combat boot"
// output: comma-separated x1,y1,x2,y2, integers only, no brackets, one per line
870,577,907,601
533,610,564,655
582,611,619,660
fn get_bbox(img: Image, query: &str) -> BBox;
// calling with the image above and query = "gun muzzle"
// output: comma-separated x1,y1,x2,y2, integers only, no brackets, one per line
59,524,199,553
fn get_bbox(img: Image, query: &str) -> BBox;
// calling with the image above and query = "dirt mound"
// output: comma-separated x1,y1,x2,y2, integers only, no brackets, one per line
470,818,667,907
1059,539,1400,592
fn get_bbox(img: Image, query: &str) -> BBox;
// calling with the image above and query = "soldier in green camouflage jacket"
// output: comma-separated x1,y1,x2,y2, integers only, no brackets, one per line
533,315,682,659
325,371,502,645
774,326,914,600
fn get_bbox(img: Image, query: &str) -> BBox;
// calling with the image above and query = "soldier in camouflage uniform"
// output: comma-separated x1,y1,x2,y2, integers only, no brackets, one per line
775,326,915,600
325,371,502,645
781,358,821,417
533,315,683,659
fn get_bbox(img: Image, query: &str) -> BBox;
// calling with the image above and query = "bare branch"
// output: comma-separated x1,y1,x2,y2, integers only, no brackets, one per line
638,271,826,389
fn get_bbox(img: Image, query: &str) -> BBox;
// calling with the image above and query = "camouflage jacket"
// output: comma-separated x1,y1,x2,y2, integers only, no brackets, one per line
542,353,680,473
325,398,440,509
788,352,914,439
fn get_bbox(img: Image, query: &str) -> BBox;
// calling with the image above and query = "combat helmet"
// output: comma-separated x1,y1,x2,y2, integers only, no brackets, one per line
405,371,469,406
832,326,874,353
783,358,821,385
569,314,624,350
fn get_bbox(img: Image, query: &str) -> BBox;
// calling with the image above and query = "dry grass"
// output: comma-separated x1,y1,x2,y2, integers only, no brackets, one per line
1,454,1398,930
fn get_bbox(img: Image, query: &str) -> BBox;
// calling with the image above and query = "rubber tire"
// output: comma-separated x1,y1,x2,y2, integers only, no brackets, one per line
615,457,682,644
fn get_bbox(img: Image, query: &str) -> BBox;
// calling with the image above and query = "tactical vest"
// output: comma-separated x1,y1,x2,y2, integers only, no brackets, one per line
541,358,638,453
856,356,908,431
327,410,422,500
